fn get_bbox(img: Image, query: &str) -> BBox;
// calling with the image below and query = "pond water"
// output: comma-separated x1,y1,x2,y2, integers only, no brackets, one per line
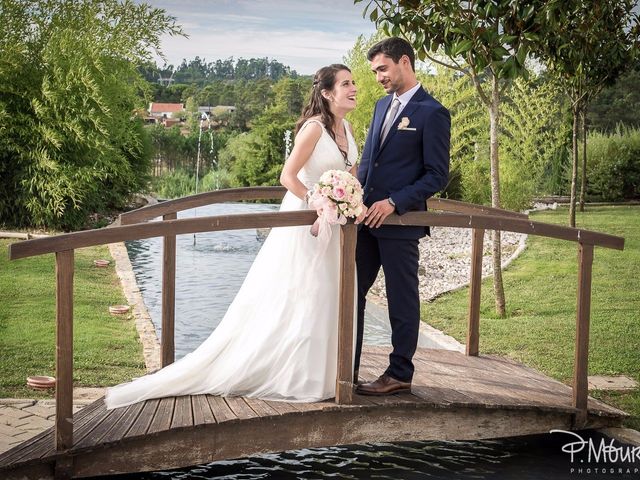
92,430,637,479
125,203,392,358
119,203,632,479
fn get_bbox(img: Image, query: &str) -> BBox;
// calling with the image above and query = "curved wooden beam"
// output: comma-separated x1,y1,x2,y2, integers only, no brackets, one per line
10,211,317,260
9,210,623,261
427,197,528,219
119,187,287,225
383,212,624,250
120,188,529,225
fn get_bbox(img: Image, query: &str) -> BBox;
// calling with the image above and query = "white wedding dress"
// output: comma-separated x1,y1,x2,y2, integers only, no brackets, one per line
105,119,358,409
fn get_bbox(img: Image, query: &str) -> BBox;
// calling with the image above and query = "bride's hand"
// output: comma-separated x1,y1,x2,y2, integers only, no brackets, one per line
354,206,368,225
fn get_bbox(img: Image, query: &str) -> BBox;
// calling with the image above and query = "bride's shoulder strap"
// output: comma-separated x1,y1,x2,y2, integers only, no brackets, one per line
300,118,325,132
343,118,355,137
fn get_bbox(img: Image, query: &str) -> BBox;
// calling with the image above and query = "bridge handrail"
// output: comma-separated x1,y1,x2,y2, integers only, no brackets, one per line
426,197,528,219
5,188,626,466
118,187,288,225
117,186,529,225
9,209,623,260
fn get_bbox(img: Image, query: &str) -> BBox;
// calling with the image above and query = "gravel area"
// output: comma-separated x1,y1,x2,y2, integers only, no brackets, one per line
369,228,527,305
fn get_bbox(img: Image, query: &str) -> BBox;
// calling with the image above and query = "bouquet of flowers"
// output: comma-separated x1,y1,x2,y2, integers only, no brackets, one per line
307,170,365,242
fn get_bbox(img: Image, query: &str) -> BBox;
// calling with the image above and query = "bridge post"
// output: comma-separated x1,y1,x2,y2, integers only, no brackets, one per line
336,223,357,404
55,250,74,478
573,242,594,427
466,228,484,356
161,212,177,367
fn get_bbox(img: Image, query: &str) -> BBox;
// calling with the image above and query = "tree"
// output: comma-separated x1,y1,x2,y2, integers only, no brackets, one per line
357,0,542,316
500,76,570,210
534,0,640,224
588,64,640,133
230,79,275,131
0,0,182,229
218,76,311,186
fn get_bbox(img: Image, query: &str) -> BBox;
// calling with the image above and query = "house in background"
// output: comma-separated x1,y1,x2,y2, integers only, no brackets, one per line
198,105,236,117
214,105,236,115
163,118,181,128
144,103,237,130
148,102,185,122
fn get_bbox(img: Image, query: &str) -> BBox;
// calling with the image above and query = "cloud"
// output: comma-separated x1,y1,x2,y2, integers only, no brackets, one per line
143,0,376,73
158,29,357,73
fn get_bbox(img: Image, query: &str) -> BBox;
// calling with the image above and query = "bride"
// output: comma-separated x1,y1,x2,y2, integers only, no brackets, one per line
105,64,361,409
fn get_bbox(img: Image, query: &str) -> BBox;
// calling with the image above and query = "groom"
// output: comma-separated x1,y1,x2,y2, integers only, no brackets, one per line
355,37,450,395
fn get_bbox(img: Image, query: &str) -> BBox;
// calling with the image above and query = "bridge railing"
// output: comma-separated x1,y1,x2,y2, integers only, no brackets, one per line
116,188,534,369
7,187,624,466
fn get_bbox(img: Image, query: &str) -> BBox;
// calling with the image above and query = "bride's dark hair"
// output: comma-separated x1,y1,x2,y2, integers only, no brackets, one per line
295,64,351,160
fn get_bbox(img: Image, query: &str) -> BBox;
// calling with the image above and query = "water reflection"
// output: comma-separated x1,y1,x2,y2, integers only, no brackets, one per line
91,431,637,479
126,203,277,358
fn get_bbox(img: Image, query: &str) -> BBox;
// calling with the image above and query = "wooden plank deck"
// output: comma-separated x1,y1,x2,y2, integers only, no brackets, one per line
0,346,627,479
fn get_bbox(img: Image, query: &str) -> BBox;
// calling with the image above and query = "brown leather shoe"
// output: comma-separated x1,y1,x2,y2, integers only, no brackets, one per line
355,374,411,396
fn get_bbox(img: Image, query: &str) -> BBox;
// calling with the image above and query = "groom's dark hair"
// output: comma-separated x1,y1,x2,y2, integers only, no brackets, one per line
367,37,415,71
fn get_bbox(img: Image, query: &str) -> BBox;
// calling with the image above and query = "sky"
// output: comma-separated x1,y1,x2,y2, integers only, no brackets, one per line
143,0,378,74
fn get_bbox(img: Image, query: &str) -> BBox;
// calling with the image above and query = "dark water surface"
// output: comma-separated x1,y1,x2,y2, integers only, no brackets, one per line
120,203,634,479
91,430,638,479
125,202,279,359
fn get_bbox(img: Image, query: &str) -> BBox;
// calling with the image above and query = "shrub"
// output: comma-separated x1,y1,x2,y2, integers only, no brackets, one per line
151,169,234,199
586,126,640,201
0,1,180,230
499,77,570,210
460,153,492,206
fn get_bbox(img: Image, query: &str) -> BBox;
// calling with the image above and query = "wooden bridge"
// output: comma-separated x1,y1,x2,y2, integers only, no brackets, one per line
0,187,626,479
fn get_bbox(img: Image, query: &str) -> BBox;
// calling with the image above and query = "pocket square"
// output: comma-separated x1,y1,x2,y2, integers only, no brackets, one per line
397,116,416,131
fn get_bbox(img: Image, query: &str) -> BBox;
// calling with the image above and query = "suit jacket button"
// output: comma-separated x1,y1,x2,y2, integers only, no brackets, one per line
369,187,374,192
374,162,379,167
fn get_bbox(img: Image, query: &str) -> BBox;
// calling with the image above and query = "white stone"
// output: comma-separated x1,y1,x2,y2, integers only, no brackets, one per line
588,375,638,391
370,227,527,305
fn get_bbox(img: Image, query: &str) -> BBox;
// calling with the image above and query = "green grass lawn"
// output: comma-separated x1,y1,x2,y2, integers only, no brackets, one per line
422,205,640,428
0,239,146,398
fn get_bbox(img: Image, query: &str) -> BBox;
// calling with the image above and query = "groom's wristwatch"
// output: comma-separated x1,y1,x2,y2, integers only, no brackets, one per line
387,197,396,210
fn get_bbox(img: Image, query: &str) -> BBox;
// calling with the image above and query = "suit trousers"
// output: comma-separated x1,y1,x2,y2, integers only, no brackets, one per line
354,226,420,383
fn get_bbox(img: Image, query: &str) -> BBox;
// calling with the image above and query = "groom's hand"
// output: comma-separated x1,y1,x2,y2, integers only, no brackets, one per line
364,199,394,228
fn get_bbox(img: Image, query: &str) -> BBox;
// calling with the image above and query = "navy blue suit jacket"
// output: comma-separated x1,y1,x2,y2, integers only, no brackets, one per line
358,86,450,239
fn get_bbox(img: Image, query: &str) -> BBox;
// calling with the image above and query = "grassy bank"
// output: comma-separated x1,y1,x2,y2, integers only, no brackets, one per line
0,239,146,398
422,206,640,428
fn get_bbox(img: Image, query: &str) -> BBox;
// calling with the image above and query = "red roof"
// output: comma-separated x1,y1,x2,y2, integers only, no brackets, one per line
149,103,184,113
